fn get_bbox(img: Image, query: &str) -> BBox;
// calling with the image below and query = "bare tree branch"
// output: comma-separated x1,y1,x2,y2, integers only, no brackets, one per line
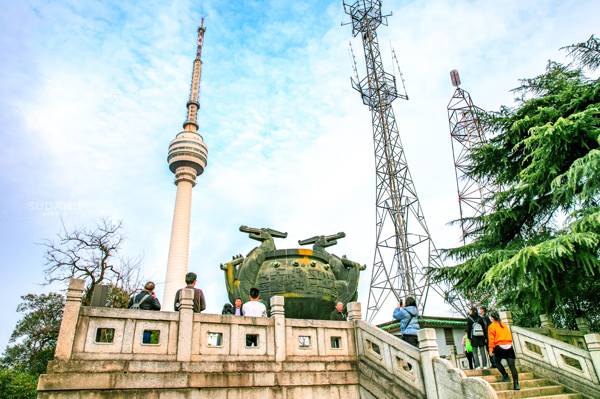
39,218,146,305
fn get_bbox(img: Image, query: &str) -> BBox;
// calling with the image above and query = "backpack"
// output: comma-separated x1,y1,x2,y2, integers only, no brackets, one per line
130,293,151,309
174,289,189,311
469,317,485,337
174,290,181,311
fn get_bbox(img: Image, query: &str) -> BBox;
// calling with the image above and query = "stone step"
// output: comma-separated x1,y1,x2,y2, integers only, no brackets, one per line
464,367,527,377
491,379,550,391
495,385,565,399
480,372,535,383
521,394,582,399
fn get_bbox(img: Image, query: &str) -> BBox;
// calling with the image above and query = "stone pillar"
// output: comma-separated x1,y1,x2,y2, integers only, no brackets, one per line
54,279,86,361
176,288,194,362
347,302,362,321
270,296,286,362
450,345,458,368
500,311,513,328
540,314,554,329
585,334,600,382
576,317,591,334
418,328,440,399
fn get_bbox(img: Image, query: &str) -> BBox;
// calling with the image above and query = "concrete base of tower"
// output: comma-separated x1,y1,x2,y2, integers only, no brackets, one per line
163,167,197,308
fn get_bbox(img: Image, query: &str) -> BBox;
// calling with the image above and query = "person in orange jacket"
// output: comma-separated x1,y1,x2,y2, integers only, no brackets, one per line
488,311,519,390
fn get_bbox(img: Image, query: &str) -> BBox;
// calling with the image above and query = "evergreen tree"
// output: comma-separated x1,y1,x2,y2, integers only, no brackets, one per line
1,293,64,375
431,36,600,330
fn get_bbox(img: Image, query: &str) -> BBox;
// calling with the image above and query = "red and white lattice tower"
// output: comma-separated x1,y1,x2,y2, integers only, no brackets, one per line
448,70,493,243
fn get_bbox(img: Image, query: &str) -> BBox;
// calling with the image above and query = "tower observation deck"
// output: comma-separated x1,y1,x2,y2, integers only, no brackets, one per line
163,20,209,308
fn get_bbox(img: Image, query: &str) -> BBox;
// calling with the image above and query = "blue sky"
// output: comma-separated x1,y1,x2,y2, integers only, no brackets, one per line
1,0,599,349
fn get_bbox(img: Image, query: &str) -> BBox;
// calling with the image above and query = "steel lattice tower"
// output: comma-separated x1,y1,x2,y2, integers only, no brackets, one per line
343,0,465,321
447,70,492,243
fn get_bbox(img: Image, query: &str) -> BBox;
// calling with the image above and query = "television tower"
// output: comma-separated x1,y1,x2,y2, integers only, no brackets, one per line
163,20,209,307
447,70,492,243
343,0,466,321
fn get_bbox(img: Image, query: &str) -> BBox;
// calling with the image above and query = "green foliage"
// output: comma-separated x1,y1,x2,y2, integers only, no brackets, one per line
1,293,64,375
0,368,38,399
431,37,600,331
561,35,600,73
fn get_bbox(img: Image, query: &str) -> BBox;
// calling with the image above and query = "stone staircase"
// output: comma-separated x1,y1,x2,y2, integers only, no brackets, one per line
464,367,584,399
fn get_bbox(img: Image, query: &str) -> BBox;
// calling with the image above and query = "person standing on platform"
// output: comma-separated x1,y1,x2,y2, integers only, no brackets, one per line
242,288,267,318
234,298,243,316
174,272,206,313
393,297,420,348
128,282,161,311
330,302,347,321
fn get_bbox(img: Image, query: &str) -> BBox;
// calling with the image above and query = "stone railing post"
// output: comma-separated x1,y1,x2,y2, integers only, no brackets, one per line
347,302,362,321
500,311,513,328
418,328,440,399
577,317,591,334
270,296,286,362
540,314,554,329
55,279,86,361
585,334,600,380
176,289,194,362
450,345,458,368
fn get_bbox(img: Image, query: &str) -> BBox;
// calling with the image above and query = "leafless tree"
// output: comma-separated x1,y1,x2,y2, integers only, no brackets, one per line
41,218,146,306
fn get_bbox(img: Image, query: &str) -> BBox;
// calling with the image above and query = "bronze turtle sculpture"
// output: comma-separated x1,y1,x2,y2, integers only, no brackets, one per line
220,225,366,320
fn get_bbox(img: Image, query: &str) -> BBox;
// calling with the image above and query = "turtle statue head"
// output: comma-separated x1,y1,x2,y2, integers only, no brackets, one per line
240,225,288,242
298,232,346,253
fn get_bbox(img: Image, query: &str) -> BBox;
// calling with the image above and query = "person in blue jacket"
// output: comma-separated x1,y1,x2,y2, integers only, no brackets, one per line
393,297,420,347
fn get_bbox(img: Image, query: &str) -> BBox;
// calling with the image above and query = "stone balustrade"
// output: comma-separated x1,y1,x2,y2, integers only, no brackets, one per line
353,316,496,399
525,313,589,349
65,300,357,365
501,311,600,398
38,279,498,399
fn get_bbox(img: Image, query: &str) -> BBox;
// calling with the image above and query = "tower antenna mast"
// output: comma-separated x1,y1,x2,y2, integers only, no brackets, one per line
163,20,209,307
447,70,493,243
343,0,466,321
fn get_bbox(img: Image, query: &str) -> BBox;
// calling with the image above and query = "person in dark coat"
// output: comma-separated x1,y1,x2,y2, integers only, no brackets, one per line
174,272,206,313
233,298,243,316
478,305,495,368
393,297,420,348
467,307,488,369
330,302,347,321
128,282,161,311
